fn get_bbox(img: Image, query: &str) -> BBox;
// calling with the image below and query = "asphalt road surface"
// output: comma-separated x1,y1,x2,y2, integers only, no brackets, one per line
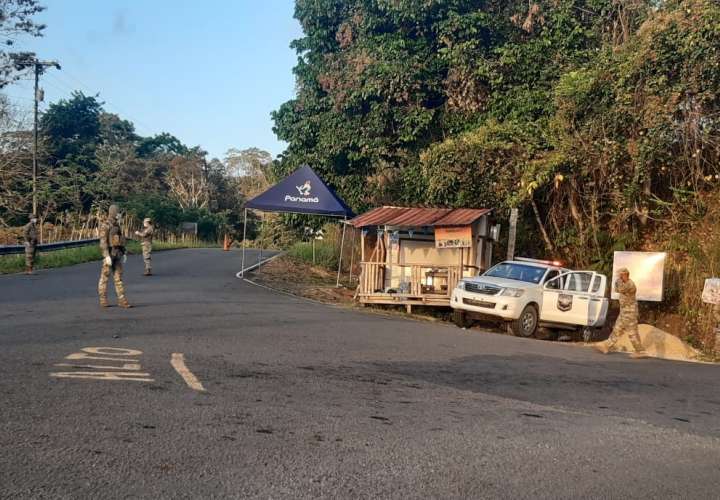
1,249,719,499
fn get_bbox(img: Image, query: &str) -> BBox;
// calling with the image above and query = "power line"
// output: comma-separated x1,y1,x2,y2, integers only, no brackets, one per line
47,70,156,137
12,67,164,141
1,93,35,103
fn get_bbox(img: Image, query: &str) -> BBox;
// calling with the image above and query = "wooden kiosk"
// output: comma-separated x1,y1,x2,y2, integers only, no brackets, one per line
350,207,495,310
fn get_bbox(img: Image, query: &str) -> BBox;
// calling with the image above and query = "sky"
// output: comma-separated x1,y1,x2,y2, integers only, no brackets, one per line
5,0,303,160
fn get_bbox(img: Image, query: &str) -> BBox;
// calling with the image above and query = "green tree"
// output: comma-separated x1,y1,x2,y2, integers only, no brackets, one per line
136,132,188,158
41,91,103,170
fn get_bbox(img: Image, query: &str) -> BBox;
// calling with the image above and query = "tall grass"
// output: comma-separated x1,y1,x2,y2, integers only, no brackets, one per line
288,240,339,270
0,240,216,274
285,222,361,276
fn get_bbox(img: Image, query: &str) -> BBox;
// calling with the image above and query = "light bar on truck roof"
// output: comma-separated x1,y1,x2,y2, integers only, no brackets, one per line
514,257,563,267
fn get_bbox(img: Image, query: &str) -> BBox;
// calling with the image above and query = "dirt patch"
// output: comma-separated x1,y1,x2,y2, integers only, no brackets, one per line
249,255,356,304
595,324,705,362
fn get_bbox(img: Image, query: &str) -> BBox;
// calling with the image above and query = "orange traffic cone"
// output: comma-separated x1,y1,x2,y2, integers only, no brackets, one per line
223,234,233,251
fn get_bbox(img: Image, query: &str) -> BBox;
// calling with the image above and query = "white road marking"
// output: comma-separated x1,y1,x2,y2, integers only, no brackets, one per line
50,371,154,382
51,347,154,382
82,347,142,356
66,352,136,363
171,353,206,392
54,362,141,371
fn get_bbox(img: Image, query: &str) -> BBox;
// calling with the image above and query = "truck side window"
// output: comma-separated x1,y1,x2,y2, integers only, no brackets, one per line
545,270,560,289
568,272,592,292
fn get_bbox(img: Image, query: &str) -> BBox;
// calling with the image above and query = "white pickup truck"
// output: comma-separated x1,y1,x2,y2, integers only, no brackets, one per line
450,258,609,341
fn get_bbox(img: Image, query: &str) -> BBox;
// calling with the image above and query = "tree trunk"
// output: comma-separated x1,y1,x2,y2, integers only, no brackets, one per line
530,197,555,253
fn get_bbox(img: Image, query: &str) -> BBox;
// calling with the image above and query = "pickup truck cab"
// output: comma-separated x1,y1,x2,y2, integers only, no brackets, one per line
450,258,609,340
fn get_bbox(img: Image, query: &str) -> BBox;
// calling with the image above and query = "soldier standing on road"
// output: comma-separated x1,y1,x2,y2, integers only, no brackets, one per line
135,218,154,276
98,204,131,308
597,267,647,358
23,215,38,274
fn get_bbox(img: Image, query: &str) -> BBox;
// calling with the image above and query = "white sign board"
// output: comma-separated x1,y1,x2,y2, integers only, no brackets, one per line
612,251,666,302
702,278,720,305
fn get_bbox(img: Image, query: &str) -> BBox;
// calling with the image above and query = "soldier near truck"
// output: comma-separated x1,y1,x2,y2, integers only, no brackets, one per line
597,267,647,358
23,215,38,274
98,204,131,308
135,218,154,276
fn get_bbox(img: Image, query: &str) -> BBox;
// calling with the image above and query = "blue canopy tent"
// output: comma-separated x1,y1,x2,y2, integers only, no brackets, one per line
241,165,355,286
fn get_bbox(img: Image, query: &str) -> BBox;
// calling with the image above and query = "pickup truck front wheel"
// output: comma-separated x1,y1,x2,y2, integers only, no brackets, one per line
509,305,538,338
452,310,471,328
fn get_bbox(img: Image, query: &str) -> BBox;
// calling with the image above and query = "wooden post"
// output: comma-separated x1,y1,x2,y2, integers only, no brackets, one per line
507,208,519,261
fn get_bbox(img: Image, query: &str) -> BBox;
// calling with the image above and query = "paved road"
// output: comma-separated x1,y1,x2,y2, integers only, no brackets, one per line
1,249,719,499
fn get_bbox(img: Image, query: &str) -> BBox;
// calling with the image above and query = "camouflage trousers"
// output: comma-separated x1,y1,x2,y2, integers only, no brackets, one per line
607,308,644,352
98,259,126,302
24,243,37,270
142,243,152,273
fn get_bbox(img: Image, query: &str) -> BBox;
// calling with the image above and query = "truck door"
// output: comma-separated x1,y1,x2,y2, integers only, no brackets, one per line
587,273,609,327
541,271,603,326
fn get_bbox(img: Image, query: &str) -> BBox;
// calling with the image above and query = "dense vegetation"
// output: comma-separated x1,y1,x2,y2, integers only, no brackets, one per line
273,0,720,348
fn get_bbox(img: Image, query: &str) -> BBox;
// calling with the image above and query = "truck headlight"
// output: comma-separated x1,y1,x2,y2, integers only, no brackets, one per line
457,281,466,290
500,287,524,297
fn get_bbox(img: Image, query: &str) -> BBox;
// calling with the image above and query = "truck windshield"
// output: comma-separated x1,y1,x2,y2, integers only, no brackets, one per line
483,263,547,284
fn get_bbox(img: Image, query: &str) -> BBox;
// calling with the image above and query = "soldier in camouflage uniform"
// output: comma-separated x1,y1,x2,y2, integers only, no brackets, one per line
134,218,154,276
597,267,646,358
23,215,38,274
98,204,131,308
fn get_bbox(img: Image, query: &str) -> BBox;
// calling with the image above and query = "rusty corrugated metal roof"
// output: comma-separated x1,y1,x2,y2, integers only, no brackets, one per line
434,208,493,226
349,206,492,228
348,207,411,227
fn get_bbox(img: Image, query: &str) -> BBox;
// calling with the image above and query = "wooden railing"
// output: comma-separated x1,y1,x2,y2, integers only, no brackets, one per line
358,262,473,299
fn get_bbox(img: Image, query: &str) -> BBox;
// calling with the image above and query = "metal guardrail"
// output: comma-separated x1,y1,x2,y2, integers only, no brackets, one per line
0,238,99,256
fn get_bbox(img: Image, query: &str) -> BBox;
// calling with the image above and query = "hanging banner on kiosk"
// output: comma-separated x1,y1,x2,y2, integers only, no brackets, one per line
435,226,472,248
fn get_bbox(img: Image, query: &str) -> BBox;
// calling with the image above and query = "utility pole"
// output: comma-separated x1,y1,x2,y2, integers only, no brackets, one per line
31,59,61,217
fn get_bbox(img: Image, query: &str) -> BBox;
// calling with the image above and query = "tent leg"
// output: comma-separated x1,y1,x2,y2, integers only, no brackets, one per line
348,226,357,284
241,209,248,277
336,219,347,287
259,213,263,263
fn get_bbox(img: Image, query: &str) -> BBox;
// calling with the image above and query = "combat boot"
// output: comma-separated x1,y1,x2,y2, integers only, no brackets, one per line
594,343,610,354
118,298,132,309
